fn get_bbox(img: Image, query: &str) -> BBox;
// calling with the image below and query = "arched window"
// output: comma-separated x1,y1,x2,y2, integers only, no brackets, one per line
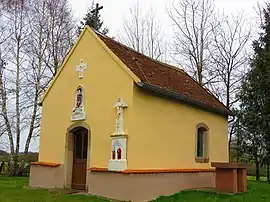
195,123,209,163
197,127,207,157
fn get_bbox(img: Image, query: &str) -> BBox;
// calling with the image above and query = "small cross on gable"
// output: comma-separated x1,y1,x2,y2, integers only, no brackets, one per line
76,59,87,79
114,97,128,108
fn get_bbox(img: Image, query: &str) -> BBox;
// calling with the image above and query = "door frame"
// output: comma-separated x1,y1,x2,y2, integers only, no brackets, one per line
64,122,91,190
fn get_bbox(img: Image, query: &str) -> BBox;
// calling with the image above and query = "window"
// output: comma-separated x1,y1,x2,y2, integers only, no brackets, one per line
195,125,209,163
197,128,205,157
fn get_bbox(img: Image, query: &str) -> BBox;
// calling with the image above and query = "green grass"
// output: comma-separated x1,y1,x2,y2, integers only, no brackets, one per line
247,175,267,181
0,176,113,202
1,175,270,202
154,179,270,202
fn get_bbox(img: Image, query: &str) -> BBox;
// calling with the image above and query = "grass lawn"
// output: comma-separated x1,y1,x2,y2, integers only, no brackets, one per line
1,175,270,202
247,175,267,181
155,180,270,202
0,176,113,202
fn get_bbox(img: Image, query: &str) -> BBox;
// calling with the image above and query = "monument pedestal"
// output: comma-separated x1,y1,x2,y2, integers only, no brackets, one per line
211,162,250,193
108,97,128,171
108,134,128,171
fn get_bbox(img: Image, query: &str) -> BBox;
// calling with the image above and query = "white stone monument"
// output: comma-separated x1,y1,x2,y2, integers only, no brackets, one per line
108,97,128,171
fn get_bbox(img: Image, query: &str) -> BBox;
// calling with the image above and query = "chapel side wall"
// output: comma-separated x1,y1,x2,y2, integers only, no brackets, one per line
38,28,135,167
128,87,229,169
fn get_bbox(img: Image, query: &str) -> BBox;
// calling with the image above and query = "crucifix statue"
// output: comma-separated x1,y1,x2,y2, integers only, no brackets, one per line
114,97,128,135
76,59,87,79
90,3,104,31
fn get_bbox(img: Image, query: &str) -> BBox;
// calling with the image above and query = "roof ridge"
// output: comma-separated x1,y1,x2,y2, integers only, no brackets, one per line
94,30,151,83
95,30,186,73
126,48,151,84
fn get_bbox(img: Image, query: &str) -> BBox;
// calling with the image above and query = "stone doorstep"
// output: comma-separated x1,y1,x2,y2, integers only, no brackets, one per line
193,187,216,191
26,186,122,201
52,188,81,194
70,191,89,195
71,192,124,202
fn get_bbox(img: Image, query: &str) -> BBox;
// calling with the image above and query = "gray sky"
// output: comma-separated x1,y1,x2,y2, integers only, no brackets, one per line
69,0,264,38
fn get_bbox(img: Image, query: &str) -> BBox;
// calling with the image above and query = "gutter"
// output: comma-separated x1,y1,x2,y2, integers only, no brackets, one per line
136,82,234,117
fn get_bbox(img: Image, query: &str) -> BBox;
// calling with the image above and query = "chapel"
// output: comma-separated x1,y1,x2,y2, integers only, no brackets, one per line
29,26,232,201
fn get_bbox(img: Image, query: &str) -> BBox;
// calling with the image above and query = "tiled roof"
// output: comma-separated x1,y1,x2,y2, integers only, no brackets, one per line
97,32,231,116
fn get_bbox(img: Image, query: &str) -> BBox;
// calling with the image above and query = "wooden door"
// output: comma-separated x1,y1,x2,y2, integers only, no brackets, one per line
72,128,88,190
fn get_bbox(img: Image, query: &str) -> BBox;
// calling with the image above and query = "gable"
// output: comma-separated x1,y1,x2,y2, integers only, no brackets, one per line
41,26,232,117
38,27,137,165
40,26,141,104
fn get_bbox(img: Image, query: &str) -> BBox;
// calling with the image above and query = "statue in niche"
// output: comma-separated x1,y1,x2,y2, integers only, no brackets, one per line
117,148,122,160
73,87,83,112
71,86,86,121
112,147,116,160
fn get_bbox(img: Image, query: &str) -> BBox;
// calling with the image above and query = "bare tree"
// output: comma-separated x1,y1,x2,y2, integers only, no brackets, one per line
22,0,49,156
22,0,75,156
0,0,29,175
210,13,252,152
120,2,166,61
0,1,11,148
0,52,12,157
44,0,76,77
0,0,75,175
254,1,264,28
168,0,217,86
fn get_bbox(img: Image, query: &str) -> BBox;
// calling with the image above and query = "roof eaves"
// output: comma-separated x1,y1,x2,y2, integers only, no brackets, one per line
136,82,234,117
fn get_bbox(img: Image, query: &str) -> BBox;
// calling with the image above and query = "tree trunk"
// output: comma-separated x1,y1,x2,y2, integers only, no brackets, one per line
228,124,234,160
198,0,205,87
0,58,15,174
8,154,17,175
13,40,21,176
0,161,3,174
267,164,270,182
255,160,260,181
24,28,42,155
236,131,240,163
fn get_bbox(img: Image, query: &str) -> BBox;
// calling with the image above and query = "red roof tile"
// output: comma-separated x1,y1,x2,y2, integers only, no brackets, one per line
96,32,230,116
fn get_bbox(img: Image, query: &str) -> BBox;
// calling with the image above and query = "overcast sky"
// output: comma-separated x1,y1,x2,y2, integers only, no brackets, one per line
23,0,266,152
69,0,265,38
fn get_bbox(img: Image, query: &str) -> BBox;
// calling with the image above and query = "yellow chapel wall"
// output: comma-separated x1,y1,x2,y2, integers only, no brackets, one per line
127,87,229,169
38,28,135,168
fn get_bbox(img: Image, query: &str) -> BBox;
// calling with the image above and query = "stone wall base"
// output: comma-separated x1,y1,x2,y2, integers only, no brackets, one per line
87,171,215,201
29,163,64,189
